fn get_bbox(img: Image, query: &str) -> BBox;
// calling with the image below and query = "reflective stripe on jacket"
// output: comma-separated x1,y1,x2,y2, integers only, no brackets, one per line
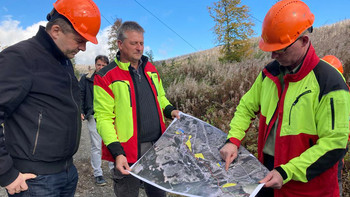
227,44,350,197
94,56,173,163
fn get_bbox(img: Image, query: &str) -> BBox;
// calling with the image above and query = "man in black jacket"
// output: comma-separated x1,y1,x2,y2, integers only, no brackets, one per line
0,0,101,196
79,55,109,186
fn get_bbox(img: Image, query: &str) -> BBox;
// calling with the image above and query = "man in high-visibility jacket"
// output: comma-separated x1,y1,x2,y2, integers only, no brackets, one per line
220,0,350,196
322,55,350,196
94,21,180,197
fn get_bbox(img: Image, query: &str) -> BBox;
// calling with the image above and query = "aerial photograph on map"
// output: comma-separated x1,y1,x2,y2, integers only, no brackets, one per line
130,113,269,197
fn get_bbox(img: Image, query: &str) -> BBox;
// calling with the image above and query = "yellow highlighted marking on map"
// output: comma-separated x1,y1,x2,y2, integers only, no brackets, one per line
186,135,192,151
194,153,204,159
176,131,180,134
222,183,237,188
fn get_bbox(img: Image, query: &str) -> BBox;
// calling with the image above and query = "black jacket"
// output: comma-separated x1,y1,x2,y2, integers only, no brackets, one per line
0,26,81,187
79,72,95,119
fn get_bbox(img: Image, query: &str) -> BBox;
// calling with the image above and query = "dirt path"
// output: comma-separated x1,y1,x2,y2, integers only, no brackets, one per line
72,121,115,197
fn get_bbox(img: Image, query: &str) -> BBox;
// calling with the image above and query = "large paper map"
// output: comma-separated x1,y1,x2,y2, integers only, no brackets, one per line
130,113,269,197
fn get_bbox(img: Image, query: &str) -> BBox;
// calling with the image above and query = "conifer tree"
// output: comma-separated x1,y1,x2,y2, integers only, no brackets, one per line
145,49,154,63
208,0,254,62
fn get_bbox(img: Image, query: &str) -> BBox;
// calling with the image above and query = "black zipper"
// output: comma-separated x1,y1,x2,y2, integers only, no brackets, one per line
330,98,334,130
133,69,141,82
33,112,42,155
2,123,5,135
130,70,141,159
68,72,80,154
68,73,79,110
289,90,312,125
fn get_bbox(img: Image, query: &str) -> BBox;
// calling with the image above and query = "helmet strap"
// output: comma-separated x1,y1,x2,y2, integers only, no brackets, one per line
307,26,313,33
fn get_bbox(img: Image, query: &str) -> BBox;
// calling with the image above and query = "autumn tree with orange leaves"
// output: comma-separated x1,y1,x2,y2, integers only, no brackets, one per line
208,0,254,63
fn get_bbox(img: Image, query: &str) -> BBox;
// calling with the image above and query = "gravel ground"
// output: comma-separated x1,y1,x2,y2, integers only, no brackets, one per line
72,121,116,197
0,121,148,197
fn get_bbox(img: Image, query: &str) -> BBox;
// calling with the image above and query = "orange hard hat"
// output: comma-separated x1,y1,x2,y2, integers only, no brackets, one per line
259,0,314,52
53,0,101,44
322,55,343,74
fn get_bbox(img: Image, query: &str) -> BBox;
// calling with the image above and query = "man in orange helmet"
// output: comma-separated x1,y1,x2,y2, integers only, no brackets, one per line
322,55,349,196
0,0,101,196
220,0,350,196
322,55,344,74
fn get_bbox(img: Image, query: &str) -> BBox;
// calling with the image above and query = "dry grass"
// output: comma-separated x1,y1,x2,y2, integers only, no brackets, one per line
72,20,350,196
156,19,350,196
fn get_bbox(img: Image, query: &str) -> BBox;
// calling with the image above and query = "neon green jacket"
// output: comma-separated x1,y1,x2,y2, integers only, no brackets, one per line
227,45,349,196
94,55,175,163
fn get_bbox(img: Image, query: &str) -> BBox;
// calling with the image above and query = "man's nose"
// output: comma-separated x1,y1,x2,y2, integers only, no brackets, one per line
136,43,143,50
79,42,87,52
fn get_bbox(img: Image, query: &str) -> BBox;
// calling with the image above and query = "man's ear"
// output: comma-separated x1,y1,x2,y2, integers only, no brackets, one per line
117,40,123,50
300,35,310,47
47,24,61,40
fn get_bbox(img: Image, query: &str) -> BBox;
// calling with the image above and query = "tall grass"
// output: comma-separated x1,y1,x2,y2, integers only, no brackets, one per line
156,19,350,196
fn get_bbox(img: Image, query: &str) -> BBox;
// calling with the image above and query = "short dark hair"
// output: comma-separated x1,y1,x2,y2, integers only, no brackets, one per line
117,21,145,42
46,9,75,34
95,55,109,64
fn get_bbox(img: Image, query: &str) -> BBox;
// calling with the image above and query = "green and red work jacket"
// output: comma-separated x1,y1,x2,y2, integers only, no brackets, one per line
93,56,174,163
227,44,350,197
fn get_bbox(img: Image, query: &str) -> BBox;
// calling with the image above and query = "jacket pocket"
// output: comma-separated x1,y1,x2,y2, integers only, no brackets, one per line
330,98,335,130
30,109,69,160
32,111,43,155
112,80,134,142
289,90,312,125
113,80,132,107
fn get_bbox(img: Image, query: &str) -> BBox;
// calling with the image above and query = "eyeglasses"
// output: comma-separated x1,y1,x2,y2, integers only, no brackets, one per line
273,36,302,54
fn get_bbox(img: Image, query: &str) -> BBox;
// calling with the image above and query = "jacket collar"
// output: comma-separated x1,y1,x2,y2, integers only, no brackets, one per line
115,51,149,71
34,26,70,65
284,43,319,82
264,43,319,82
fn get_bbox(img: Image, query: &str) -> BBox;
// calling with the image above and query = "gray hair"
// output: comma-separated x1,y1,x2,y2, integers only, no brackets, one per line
117,21,145,41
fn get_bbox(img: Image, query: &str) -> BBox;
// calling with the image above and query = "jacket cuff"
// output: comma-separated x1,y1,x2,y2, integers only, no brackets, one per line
107,142,126,159
164,105,176,119
0,166,19,187
275,166,288,181
226,138,241,148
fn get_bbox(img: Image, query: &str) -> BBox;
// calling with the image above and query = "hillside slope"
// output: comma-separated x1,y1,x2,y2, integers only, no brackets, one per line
155,19,350,197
